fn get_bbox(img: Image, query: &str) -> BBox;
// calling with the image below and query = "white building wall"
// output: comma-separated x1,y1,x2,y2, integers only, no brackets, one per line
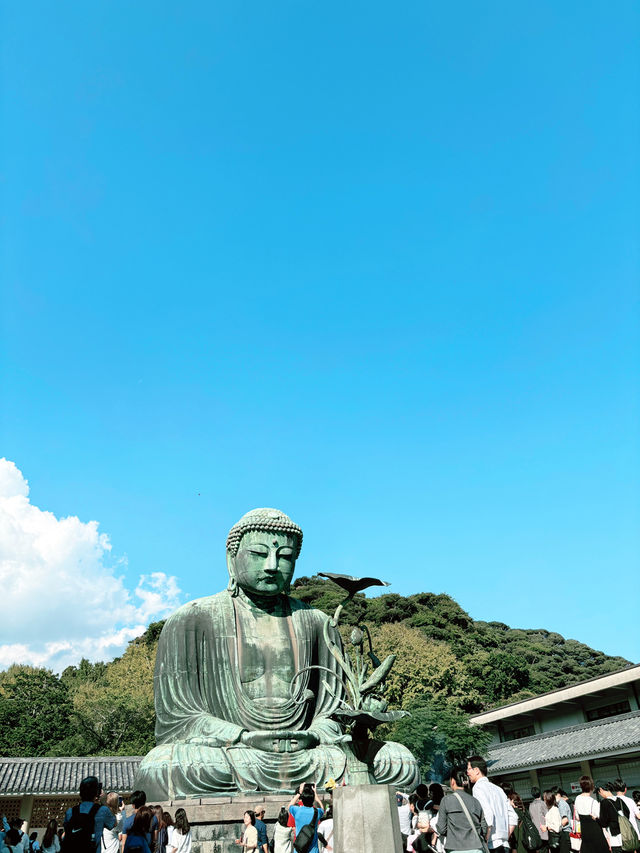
539,709,585,732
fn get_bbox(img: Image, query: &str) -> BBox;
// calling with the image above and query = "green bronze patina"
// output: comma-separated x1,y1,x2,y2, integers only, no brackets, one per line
134,508,419,798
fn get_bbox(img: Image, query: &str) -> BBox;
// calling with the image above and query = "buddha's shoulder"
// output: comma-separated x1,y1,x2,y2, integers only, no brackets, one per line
287,596,331,622
163,591,231,624
162,592,331,626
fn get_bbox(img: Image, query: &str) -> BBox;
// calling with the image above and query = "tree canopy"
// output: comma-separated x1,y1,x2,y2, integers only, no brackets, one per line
0,582,630,778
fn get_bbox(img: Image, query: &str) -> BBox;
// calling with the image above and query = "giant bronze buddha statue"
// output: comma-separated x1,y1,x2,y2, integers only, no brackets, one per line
135,508,419,798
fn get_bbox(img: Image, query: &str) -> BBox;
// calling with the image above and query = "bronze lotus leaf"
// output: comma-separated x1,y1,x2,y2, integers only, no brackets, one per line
319,572,390,598
332,707,408,731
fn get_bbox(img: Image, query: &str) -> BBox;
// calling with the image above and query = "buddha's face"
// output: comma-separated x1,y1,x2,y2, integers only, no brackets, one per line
229,529,297,598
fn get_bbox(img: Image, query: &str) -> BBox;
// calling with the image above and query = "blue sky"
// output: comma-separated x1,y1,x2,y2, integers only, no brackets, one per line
2,1,639,670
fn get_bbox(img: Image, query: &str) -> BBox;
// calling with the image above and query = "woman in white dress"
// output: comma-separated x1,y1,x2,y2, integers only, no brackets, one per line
168,810,191,853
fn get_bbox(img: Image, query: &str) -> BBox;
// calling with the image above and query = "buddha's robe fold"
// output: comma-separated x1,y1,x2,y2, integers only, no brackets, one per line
134,590,419,798
135,591,348,798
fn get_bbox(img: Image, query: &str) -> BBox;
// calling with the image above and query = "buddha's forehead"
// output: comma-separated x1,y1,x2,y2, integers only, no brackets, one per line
239,528,298,548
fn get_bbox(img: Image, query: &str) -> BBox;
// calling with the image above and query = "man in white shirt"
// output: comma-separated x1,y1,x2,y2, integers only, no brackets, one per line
467,755,510,853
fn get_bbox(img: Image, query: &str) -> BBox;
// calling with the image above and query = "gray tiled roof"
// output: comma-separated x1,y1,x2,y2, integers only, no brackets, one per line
487,710,640,773
0,757,143,795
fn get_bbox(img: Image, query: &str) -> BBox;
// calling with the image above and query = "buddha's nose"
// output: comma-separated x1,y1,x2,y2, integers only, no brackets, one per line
265,550,278,572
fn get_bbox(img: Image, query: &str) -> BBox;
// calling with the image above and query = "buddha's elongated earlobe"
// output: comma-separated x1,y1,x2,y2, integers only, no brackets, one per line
226,552,239,597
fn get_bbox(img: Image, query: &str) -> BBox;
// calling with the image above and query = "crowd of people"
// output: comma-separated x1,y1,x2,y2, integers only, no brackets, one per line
236,782,332,853
0,777,333,853
0,779,192,853
2,762,640,853
396,757,640,853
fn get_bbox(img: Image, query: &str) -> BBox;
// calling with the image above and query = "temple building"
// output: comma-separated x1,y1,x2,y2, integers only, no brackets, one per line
470,663,640,799
0,757,140,835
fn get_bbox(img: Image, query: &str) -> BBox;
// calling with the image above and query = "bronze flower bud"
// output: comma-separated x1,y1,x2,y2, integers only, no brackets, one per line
350,627,364,646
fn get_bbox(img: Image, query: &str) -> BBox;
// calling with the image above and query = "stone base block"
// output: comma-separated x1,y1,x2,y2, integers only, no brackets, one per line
333,784,403,853
152,794,292,853
151,785,402,853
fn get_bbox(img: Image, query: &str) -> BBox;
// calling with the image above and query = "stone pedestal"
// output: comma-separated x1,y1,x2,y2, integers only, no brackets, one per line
154,784,402,853
153,794,288,853
333,784,403,853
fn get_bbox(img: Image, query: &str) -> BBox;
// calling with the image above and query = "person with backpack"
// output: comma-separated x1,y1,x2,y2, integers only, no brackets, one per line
613,781,640,845
595,782,623,853
288,784,324,853
63,777,115,853
507,792,541,853
29,832,41,853
596,782,636,853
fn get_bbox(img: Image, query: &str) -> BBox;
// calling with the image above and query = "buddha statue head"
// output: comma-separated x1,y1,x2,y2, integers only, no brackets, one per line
225,508,303,599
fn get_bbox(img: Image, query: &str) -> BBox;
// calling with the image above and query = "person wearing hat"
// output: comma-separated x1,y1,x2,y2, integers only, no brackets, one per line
253,809,268,853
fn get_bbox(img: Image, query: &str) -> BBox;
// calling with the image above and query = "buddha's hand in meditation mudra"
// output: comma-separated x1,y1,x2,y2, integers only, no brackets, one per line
240,730,320,753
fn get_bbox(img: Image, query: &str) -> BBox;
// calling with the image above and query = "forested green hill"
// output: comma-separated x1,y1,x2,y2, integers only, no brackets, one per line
290,576,630,707
0,577,631,776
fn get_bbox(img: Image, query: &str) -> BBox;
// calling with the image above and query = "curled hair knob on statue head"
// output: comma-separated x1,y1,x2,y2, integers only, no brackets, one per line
225,507,303,596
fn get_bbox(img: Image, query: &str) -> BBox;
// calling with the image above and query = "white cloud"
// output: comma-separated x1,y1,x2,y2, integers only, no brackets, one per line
0,458,182,672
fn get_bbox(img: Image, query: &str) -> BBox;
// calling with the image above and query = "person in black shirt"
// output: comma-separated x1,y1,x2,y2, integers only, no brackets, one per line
595,782,621,853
